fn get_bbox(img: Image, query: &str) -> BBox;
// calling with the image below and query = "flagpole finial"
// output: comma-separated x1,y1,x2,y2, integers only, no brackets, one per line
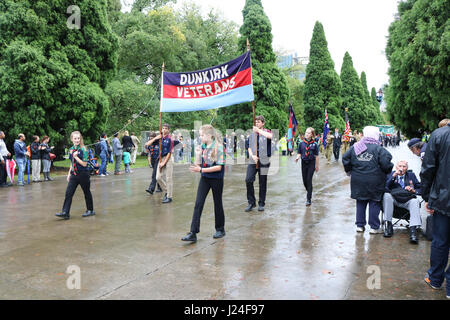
246,38,250,51
345,107,348,112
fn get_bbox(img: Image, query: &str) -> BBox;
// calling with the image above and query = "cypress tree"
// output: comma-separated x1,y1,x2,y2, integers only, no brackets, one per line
360,71,381,125
303,21,344,133
371,87,384,124
340,52,367,131
0,0,118,153
217,0,289,132
386,0,449,136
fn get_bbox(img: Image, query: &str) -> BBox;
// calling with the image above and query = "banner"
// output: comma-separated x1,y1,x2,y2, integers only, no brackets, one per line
160,52,254,112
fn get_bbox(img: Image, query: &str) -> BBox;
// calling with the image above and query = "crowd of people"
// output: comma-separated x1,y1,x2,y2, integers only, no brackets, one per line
1,117,449,299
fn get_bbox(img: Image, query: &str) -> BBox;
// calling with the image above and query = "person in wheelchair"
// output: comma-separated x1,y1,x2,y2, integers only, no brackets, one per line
383,160,422,243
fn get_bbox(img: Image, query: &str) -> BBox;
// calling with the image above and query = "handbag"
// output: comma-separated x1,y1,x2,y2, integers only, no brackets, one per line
389,187,416,203
49,153,56,161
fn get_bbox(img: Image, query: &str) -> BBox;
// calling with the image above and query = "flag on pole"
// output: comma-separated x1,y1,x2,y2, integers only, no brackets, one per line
322,109,330,149
287,104,298,152
343,108,351,142
160,52,254,112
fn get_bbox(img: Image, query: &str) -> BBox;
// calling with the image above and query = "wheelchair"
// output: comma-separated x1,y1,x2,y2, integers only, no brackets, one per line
380,193,424,229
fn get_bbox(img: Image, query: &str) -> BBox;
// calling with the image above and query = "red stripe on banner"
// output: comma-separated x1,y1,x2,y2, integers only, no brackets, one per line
163,68,252,99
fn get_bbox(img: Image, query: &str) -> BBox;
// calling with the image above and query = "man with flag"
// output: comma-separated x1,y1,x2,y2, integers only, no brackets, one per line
342,108,351,154
322,110,332,164
287,104,298,156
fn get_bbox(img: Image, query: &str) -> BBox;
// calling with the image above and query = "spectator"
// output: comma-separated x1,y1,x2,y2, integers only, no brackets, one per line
0,131,12,187
420,122,450,299
342,126,393,234
123,150,131,173
408,138,427,161
122,131,135,154
98,133,109,176
14,133,27,186
383,160,422,243
438,119,449,128
184,134,192,164
40,136,54,181
112,133,123,175
30,135,43,182
130,132,140,165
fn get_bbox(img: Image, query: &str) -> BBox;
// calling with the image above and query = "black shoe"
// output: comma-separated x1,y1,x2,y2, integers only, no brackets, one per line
213,230,226,239
82,210,95,217
181,232,197,242
162,197,172,204
163,193,167,201
410,226,419,244
305,200,311,206
384,221,393,237
245,204,256,212
258,205,265,212
146,189,154,195
47,174,53,181
56,212,70,220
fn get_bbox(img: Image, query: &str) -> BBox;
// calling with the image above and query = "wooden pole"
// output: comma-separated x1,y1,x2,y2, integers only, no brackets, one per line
247,39,258,168
159,62,165,164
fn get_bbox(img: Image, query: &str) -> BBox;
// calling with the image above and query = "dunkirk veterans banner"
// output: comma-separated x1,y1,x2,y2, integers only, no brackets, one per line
160,52,254,112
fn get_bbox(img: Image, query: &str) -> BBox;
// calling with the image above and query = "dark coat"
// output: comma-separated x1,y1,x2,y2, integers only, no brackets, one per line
332,133,342,148
342,143,393,201
122,135,135,152
30,142,41,160
40,143,51,161
420,124,450,216
385,170,421,195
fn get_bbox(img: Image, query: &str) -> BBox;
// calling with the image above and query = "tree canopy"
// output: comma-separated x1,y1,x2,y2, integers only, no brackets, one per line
385,0,449,136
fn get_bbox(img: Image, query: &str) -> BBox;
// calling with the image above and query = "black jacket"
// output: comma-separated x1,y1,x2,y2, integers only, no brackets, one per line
122,135,135,151
40,143,51,161
332,133,342,148
385,170,421,195
342,143,393,201
420,124,450,216
30,142,41,160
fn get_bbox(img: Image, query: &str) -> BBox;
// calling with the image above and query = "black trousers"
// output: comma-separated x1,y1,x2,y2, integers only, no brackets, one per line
148,158,161,191
333,145,340,160
62,172,93,214
190,177,225,234
0,161,6,185
301,159,316,201
246,163,270,206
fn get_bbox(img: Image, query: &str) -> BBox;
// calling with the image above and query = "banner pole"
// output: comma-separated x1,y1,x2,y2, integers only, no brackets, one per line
159,62,165,164
247,38,259,169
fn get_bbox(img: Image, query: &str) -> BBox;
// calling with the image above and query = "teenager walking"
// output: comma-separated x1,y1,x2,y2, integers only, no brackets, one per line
56,131,94,220
182,125,226,242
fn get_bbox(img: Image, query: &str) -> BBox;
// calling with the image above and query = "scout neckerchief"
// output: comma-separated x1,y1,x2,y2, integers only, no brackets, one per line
202,140,216,168
71,145,80,175
303,138,315,158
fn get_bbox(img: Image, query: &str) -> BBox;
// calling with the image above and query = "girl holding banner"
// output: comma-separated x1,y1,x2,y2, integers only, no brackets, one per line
182,124,226,242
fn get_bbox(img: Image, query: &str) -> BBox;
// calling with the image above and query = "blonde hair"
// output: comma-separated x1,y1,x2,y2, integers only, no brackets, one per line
305,127,315,137
438,119,449,128
200,124,222,163
70,131,85,148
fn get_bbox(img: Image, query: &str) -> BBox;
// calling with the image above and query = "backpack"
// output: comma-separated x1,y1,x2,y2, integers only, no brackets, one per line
94,142,102,157
389,187,417,203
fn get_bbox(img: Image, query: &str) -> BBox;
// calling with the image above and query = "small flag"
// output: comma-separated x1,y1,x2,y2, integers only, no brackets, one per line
343,109,351,142
322,109,330,149
287,104,298,152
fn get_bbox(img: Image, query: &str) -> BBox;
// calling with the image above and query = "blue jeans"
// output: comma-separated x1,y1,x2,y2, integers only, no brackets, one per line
99,153,107,175
16,158,26,184
356,199,381,229
427,211,450,295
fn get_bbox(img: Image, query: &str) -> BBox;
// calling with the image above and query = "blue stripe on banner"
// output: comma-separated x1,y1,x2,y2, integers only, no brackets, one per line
160,84,254,112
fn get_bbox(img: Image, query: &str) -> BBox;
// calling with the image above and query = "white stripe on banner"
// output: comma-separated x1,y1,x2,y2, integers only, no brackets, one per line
160,84,254,112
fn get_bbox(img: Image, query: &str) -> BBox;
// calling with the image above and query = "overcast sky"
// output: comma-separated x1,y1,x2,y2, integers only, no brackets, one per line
123,0,400,91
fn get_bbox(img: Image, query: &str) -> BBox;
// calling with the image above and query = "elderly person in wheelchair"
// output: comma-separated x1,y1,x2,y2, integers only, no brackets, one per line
383,160,422,243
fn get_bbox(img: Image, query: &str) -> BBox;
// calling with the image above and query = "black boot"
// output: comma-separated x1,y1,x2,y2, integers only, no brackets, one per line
43,172,48,181
410,226,419,244
47,172,53,181
384,221,393,237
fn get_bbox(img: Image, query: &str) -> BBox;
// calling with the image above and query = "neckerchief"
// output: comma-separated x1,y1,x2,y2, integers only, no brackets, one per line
71,145,80,175
303,139,314,157
202,141,215,167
